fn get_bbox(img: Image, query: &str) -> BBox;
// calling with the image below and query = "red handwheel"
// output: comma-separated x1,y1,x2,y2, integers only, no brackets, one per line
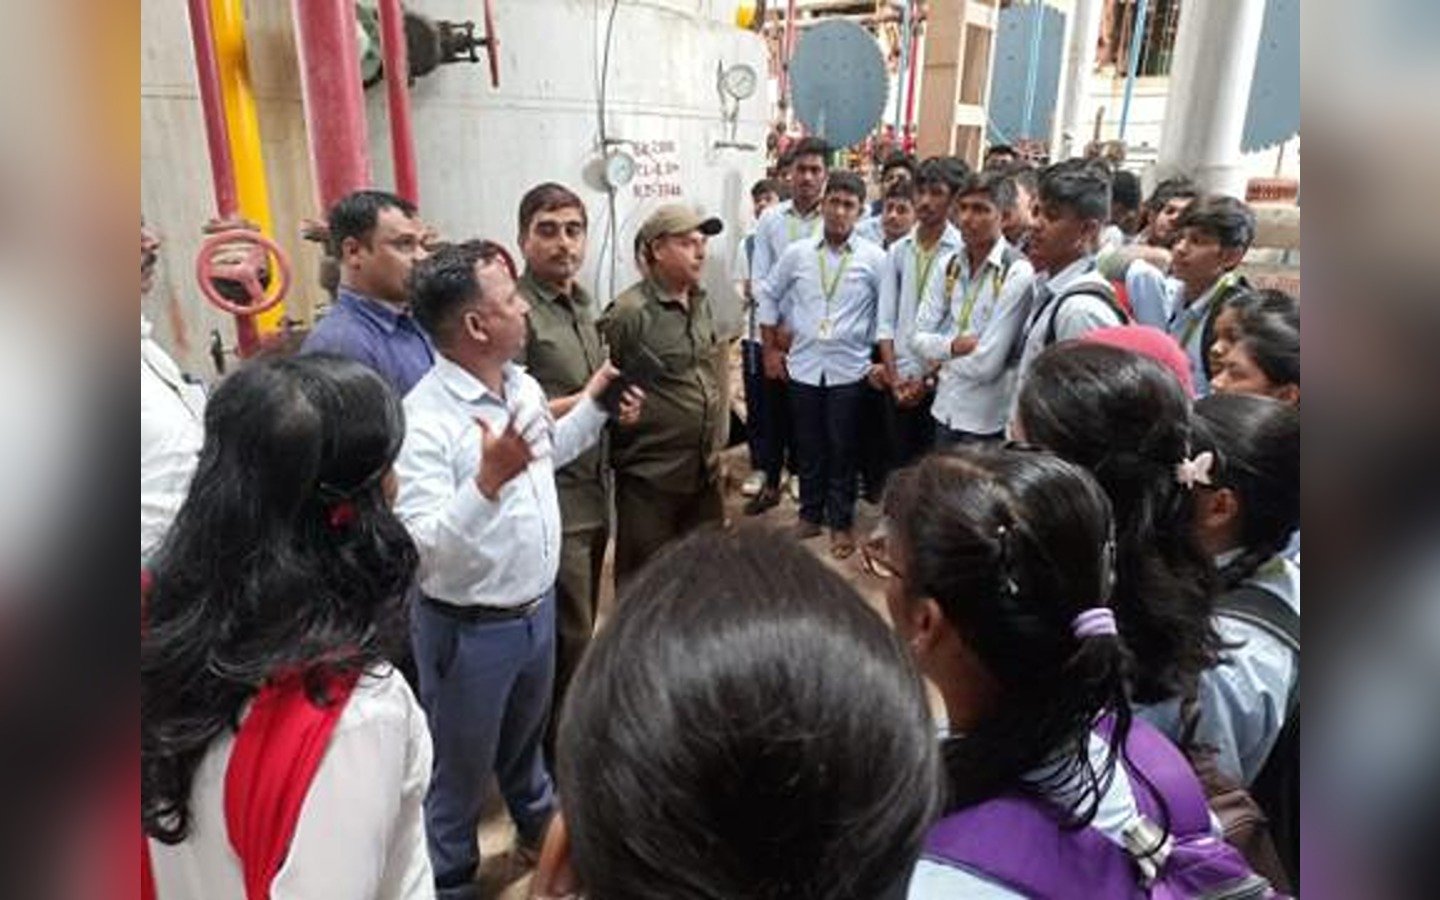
482,0,500,88
195,228,292,318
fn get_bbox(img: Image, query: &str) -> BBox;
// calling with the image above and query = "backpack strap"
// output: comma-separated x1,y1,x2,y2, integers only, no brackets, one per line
1042,278,1129,347
224,670,361,900
1216,584,1299,656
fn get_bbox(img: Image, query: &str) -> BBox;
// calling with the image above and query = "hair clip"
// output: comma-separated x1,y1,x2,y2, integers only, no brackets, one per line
326,500,358,530
1072,608,1118,639
1174,450,1215,489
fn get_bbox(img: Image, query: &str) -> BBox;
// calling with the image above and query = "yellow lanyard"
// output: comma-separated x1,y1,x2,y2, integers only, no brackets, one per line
912,239,942,305
952,253,1006,333
1177,272,1238,349
817,245,853,311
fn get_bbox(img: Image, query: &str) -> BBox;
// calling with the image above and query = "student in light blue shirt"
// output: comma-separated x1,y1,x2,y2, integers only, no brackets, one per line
759,170,886,559
876,157,966,473
1099,194,1257,394
911,170,1034,444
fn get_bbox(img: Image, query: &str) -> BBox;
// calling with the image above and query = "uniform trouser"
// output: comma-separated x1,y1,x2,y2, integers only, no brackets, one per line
886,389,936,472
741,339,771,474
545,524,608,760
761,374,796,488
857,380,891,501
613,474,725,590
789,379,865,531
412,591,557,900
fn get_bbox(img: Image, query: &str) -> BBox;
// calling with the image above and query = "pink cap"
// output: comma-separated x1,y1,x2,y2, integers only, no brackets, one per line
1082,325,1195,397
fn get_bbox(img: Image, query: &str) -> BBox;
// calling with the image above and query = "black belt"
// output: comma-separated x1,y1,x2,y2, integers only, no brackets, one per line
422,593,544,623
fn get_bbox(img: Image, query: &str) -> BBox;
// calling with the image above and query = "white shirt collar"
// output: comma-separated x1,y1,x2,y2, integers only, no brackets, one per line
1039,254,1096,294
433,355,524,406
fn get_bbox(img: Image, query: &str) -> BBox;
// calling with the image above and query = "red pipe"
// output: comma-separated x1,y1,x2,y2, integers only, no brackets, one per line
377,0,419,205
186,0,239,215
187,0,261,355
778,0,797,122
902,15,921,153
292,0,373,210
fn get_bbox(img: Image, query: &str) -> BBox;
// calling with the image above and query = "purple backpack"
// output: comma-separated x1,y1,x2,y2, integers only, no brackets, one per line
922,718,1285,899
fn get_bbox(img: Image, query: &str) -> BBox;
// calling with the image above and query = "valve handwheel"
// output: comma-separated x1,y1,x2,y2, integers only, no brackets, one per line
195,228,292,318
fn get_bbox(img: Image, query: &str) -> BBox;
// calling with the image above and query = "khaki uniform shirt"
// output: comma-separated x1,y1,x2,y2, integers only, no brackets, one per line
599,278,727,494
518,270,608,532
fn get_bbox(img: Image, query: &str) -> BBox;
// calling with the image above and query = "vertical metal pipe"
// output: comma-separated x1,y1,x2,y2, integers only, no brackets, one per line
377,0,419,205
186,0,238,216
892,0,912,135
1117,0,1150,140
292,0,373,210
778,0,797,126
1021,0,1046,140
902,12,920,153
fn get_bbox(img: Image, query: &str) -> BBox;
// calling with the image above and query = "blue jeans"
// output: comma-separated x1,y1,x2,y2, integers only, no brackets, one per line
412,591,557,900
789,379,865,530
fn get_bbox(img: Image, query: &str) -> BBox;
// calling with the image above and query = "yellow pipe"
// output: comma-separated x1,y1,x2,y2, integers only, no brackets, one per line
209,0,285,332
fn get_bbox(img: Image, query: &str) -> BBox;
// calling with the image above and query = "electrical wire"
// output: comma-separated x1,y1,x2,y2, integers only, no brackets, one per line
594,0,623,303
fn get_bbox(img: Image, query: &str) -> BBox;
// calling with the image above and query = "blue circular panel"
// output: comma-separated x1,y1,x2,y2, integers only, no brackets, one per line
789,20,889,149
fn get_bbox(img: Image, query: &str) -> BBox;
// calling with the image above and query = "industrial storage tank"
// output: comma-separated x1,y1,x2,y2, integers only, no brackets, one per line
141,0,770,374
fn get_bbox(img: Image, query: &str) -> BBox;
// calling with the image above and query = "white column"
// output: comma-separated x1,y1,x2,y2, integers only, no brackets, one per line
1054,0,1105,160
1154,0,1267,197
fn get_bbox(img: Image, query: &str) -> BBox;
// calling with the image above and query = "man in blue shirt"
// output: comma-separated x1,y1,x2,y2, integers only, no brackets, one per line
760,171,885,559
302,189,435,397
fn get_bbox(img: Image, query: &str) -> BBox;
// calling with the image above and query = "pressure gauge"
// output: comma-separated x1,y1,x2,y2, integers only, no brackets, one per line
720,63,759,101
603,150,636,189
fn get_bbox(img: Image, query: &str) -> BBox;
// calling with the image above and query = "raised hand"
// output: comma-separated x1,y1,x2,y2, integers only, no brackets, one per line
474,416,533,500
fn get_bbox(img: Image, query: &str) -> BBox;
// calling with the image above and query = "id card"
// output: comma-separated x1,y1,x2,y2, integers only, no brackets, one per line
817,317,834,341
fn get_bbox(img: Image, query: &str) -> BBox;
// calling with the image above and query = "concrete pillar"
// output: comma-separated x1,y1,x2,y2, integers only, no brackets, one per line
1154,0,1266,197
1054,0,1105,160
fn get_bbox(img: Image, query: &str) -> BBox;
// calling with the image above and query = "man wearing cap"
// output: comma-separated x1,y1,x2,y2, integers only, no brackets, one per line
599,204,728,588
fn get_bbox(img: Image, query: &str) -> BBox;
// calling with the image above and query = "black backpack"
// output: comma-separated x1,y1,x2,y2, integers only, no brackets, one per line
1040,278,1130,347
1216,584,1301,892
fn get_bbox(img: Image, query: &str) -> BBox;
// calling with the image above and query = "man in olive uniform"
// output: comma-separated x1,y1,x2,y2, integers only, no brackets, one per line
600,204,728,588
515,183,641,754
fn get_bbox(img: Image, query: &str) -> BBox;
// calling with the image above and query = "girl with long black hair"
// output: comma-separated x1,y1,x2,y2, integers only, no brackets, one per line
142,354,433,899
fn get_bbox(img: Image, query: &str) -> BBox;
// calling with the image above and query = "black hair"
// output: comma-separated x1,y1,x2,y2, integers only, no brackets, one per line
958,169,1019,213
1192,394,1300,588
751,178,784,201
883,179,916,203
408,239,514,346
326,189,417,257
1176,194,1256,250
791,136,831,164
558,525,939,900
1146,176,1199,214
1111,169,1142,213
914,156,968,198
881,151,917,177
1038,158,1112,222
885,448,1132,826
1009,163,1040,197
518,182,587,237
1234,289,1299,389
142,354,416,844
984,144,1018,166
824,169,867,203
1018,342,1222,705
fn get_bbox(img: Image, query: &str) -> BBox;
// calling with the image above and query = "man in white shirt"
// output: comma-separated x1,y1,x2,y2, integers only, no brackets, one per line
750,137,829,512
875,157,966,474
911,170,1035,445
734,178,784,502
1014,160,1128,384
140,219,205,560
394,240,621,899
759,171,885,558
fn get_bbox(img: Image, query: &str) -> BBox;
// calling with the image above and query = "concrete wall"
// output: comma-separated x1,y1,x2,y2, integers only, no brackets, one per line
142,0,769,375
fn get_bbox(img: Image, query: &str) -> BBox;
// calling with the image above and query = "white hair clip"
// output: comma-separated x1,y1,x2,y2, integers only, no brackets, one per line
1174,450,1215,489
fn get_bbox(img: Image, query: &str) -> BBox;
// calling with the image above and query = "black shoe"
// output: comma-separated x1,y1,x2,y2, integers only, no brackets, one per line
744,486,781,516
